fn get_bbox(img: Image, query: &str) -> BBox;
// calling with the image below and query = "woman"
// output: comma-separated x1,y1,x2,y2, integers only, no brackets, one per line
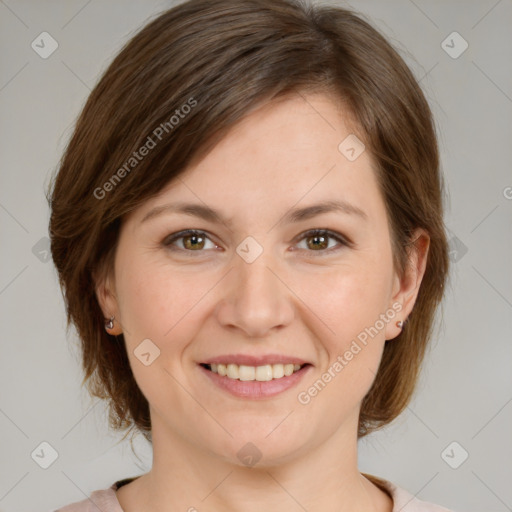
48,0,452,510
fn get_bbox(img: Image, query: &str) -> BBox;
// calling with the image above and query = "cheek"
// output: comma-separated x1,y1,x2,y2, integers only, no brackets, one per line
113,256,203,403
296,251,393,398
116,247,205,339
297,257,393,342
294,269,391,416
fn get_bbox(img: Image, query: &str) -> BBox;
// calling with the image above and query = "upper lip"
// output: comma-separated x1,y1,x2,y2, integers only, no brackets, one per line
201,354,311,366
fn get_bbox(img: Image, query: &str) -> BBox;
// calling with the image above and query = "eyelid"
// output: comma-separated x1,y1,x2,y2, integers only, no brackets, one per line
162,228,352,254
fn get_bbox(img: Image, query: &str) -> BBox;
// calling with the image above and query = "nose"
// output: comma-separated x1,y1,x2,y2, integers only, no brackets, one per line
215,249,295,338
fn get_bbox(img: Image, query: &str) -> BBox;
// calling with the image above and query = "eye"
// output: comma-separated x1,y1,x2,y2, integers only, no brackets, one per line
163,229,218,252
162,228,350,255
293,229,349,254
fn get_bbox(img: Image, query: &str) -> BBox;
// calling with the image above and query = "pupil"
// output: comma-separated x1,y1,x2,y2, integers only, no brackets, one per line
309,235,327,250
185,234,204,250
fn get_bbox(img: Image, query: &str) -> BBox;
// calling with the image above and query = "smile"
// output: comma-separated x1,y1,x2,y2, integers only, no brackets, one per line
202,363,307,381
198,362,312,399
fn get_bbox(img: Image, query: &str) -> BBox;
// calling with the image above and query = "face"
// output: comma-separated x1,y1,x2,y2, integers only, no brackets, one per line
97,93,425,467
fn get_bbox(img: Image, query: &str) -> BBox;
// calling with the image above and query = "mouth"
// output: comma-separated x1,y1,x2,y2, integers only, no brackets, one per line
198,361,313,399
199,362,310,381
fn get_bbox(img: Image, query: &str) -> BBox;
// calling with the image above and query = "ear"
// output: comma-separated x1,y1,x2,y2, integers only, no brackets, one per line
385,228,430,341
93,264,123,335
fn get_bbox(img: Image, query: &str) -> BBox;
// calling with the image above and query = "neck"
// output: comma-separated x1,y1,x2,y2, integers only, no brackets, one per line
124,414,392,512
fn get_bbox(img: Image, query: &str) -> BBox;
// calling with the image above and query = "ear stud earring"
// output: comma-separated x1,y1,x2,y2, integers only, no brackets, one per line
396,320,404,329
105,315,115,331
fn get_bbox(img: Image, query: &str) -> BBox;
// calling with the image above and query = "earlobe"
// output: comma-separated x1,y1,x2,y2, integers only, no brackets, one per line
104,314,122,335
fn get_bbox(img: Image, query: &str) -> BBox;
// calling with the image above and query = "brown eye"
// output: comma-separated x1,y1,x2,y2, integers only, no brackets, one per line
306,233,329,250
295,229,348,254
163,230,216,252
163,228,349,256
182,233,205,250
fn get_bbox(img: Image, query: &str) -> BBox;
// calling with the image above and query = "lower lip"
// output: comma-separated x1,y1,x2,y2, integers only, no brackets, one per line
198,364,312,399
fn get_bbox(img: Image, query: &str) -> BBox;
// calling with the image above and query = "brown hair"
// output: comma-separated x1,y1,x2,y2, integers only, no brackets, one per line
47,0,449,442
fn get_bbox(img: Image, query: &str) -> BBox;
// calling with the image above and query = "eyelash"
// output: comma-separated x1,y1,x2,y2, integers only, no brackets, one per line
162,228,351,256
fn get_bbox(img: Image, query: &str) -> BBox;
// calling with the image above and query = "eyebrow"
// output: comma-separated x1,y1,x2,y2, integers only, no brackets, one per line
140,199,368,225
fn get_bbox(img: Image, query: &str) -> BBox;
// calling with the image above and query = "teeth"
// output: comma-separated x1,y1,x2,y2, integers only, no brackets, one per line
239,365,255,381
208,363,303,381
227,363,240,379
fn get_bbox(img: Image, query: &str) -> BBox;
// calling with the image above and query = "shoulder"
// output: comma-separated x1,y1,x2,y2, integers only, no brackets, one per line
364,473,455,512
53,482,124,512
386,481,454,512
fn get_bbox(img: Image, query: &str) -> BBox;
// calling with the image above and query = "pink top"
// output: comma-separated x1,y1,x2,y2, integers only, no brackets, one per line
53,475,455,511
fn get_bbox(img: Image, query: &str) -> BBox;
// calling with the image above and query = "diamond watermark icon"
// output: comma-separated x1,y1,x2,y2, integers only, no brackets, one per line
31,441,59,469
441,31,468,59
237,442,262,467
338,134,365,162
134,338,161,366
31,32,59,59
236,236,263,264
441,441,469,469
448,235,468,263
32,236,51,263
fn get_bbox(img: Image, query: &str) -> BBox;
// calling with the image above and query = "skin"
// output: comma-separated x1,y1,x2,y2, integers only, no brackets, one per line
96,92,429,512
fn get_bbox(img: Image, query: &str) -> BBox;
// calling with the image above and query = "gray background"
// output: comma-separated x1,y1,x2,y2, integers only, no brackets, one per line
1,1,511,511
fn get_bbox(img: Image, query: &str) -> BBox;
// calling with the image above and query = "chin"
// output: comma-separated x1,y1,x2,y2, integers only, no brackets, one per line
210,433,305,470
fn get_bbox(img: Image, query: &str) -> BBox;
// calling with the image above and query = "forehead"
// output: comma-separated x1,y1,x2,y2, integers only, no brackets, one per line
132,92,384,229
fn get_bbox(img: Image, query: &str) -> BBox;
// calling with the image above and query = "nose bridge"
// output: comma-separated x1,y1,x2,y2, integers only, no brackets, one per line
237,248,278,300
218,241,294,337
